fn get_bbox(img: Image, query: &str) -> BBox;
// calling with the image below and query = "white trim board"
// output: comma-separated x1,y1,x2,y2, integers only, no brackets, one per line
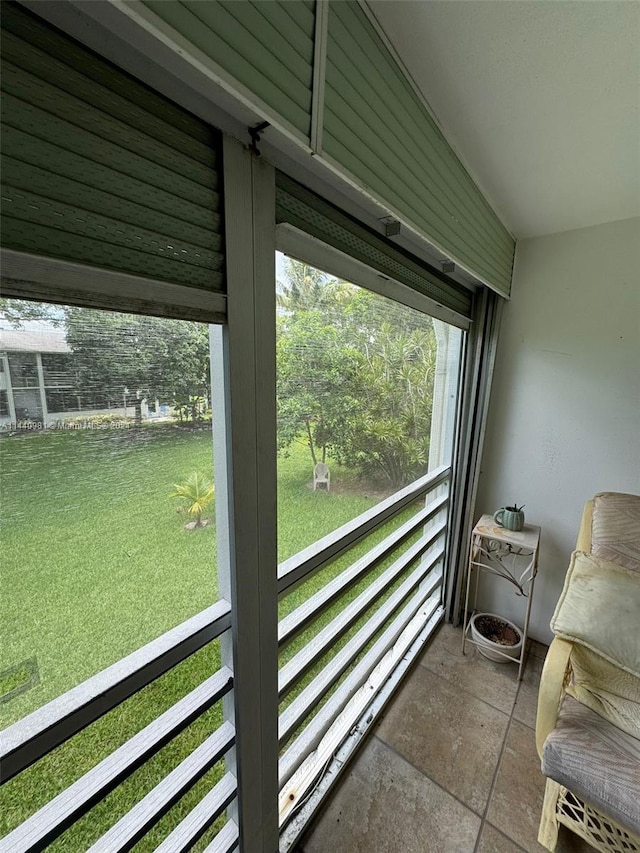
0,250,227,323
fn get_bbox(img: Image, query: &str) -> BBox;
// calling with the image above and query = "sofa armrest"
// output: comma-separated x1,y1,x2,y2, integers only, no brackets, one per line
536,637,573,757
575,500,593,553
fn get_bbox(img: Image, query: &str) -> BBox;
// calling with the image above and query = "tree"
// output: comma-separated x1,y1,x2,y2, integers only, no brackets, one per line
0,299,62,327
3,299,212,426
64,308,210,426
161,321,211,423
332,323,436,485
277,258,354,315
276,259,437,487
277,310,361,466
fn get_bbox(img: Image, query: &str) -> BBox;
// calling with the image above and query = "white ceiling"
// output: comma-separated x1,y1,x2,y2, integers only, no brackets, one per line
369,0,640,239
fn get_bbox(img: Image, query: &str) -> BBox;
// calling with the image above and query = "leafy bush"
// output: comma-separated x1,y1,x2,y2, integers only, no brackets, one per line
61,413,132,427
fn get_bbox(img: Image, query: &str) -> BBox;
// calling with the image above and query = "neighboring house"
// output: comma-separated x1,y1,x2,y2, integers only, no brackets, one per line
0,323,73,425
0,322,147,426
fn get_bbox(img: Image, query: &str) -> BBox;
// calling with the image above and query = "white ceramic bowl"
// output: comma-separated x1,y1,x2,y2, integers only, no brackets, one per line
470,612,522,662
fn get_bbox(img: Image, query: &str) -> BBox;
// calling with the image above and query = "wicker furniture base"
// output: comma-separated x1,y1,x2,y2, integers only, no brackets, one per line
539,779,640,852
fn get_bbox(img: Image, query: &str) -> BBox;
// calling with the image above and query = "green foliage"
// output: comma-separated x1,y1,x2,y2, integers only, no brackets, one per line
47,307,209,426
277,309,361,466
170,472,215,527
161,321,211,423
0,299,62,326
276,259,437,486
277,259,352,313
61,413,131,427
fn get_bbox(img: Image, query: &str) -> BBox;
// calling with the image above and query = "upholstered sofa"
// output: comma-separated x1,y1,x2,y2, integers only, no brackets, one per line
536,492,640,852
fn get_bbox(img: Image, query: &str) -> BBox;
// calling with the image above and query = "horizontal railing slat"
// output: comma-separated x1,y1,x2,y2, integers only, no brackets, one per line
0,668,233,853
277,465,450,596
153,774,236,853
86,721,235,853
279,587,443,785
1,600,232,782
279,522,447,698
201,819,239,853
278,492,448,647
278,551,444,745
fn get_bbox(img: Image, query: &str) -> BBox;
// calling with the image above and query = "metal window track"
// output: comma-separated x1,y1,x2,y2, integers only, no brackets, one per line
279,605,444,851
279,592,444,823
278,585,442,783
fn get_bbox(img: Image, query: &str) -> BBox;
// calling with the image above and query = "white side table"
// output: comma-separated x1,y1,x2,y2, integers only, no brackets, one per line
461,514,541,681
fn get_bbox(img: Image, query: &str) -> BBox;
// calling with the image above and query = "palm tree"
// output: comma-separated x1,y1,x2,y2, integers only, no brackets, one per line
170,473,214,528
277,258,355,315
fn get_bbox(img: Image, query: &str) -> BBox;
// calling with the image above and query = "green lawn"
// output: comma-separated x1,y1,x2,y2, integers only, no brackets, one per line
1,425,417,848
1,425,220,728
1,427,383,729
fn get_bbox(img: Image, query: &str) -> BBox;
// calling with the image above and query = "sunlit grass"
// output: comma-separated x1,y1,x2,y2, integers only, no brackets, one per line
1,424,218,727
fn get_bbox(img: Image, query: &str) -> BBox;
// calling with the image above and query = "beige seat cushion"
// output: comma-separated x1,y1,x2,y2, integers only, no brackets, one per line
568,645,640,739
551,551,640,680
542,696,640,836
592,492,640,572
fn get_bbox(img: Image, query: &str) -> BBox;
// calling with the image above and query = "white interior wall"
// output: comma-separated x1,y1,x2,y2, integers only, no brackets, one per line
475,217,640,644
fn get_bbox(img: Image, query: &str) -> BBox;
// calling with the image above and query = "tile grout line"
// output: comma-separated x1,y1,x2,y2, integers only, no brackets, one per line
417,655,516,718
298,730,487,853
371,733,488,821
472,658,528,853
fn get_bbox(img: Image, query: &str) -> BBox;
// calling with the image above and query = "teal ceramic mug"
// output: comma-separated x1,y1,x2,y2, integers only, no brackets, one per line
493,506,525,531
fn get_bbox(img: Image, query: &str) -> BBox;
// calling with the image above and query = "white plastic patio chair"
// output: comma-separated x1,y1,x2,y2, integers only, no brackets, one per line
313,462,330,491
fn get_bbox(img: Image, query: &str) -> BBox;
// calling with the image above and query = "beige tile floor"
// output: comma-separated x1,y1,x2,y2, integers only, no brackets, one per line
298,623,593,853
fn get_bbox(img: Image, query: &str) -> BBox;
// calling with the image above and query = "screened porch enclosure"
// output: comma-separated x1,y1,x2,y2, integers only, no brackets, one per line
0,268,464,851
0,3,508,851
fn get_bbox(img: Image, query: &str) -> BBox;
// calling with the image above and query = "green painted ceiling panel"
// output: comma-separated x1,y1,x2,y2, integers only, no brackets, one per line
1,219,223,291
325,2,514,295
322,110,509,289
1,3,224,291
323,94,511,286
144,0,315,139
3,156,220,253
1,65,218,192
2,125,219,233
329,7,511,253
328,4,511,249
278,0,316,39
1,2,213,147
323,51,513,276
